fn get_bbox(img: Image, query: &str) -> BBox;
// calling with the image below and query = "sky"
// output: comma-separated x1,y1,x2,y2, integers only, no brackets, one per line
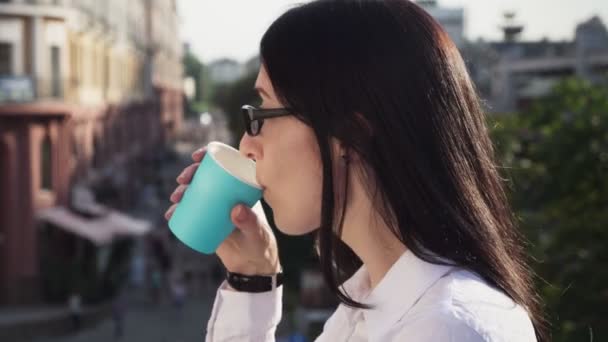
178,0,608,64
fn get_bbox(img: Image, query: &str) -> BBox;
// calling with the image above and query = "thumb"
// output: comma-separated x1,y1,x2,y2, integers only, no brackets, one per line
231,205,260,233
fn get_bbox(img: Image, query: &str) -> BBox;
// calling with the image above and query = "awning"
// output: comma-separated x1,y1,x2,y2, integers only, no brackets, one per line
70,186,108,217
95,211,151,237
36,206,152,246
36,207,113,246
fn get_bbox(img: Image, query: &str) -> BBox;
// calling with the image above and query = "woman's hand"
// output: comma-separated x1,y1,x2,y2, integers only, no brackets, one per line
165,147,281,276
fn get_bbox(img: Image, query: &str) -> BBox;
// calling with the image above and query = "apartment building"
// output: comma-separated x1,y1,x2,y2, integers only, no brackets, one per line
0,0,183,304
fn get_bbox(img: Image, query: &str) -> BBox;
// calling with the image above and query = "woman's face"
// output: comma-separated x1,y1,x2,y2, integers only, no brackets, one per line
239,65,324,235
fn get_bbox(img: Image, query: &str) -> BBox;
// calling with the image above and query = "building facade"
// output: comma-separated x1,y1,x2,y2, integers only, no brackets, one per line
0,0,182,304
417,0,465,48
465,15,608,113
207,58,244,84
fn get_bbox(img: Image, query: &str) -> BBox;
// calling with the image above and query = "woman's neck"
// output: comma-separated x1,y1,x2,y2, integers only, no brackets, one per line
340,175,407,289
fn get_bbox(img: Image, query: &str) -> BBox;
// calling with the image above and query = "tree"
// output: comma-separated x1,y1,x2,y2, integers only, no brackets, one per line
182,50,213,117
491,77,608,342
182,51,205,102
211,70,259,146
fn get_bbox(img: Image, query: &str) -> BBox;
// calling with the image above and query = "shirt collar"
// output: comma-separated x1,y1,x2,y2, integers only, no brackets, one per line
340,250,455,340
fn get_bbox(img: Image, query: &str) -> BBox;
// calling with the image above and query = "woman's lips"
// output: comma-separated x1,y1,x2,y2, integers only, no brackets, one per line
256,176,265,190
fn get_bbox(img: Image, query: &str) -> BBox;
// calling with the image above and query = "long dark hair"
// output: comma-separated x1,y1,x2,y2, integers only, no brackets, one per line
260,0,547,340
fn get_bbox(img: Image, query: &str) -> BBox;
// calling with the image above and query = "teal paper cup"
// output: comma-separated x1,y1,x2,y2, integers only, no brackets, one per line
168,141,262,254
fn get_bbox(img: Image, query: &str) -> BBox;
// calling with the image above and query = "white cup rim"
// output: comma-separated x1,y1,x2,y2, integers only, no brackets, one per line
206,141,262,190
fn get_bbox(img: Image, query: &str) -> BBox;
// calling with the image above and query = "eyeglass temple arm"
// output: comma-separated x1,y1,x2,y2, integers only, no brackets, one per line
251,108,292,119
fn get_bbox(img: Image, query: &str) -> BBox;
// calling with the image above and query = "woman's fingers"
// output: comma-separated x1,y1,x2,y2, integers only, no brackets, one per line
170,184,187,203
164,203,177,220
176,163,200,184
166,147,206,221
192,147,207,162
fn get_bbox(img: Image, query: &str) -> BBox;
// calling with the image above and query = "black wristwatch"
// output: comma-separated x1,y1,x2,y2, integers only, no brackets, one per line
226,270,284,293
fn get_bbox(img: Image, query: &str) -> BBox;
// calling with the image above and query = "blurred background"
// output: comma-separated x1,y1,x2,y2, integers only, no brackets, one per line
0,0,606,341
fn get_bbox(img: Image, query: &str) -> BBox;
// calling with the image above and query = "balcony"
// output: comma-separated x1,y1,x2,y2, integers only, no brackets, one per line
0,75,35,103
0,0,70,19
23,0,65,5
0,75,72,104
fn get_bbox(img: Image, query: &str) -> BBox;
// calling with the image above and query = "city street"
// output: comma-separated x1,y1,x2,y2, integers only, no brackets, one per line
34,295,213,342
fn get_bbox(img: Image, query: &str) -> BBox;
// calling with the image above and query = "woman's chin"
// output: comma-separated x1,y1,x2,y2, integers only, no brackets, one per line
274,215,318,236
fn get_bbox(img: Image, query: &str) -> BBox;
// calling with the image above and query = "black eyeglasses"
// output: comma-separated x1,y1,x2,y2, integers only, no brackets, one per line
241,104,293,136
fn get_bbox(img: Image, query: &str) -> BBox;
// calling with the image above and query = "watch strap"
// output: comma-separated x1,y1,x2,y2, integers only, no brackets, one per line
226,270,284,293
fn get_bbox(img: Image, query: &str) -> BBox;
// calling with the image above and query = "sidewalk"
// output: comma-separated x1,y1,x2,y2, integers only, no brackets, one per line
0,306,66,326
0,302,111,341
33,296,213,342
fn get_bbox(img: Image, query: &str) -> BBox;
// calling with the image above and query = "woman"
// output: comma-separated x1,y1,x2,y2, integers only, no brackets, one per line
165,0,547,341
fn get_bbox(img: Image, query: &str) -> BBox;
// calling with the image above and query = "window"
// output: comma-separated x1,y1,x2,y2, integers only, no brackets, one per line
0,42,12,75
50,46,62,98
41,135,52,191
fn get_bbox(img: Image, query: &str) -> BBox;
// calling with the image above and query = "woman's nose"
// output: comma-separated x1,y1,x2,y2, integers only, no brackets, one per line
239,133,262,161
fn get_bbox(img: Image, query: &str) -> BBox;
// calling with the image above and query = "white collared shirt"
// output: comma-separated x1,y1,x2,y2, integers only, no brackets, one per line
205,250,537,341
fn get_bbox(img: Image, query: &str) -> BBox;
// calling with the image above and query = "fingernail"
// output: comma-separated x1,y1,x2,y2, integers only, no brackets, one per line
177,174,184,182
195,148,204,155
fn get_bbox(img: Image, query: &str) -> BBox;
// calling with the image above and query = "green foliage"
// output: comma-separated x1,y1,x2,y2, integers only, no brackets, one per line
210,71,259,146
490,78,608,342
182,52,205,102
183,51,217,118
